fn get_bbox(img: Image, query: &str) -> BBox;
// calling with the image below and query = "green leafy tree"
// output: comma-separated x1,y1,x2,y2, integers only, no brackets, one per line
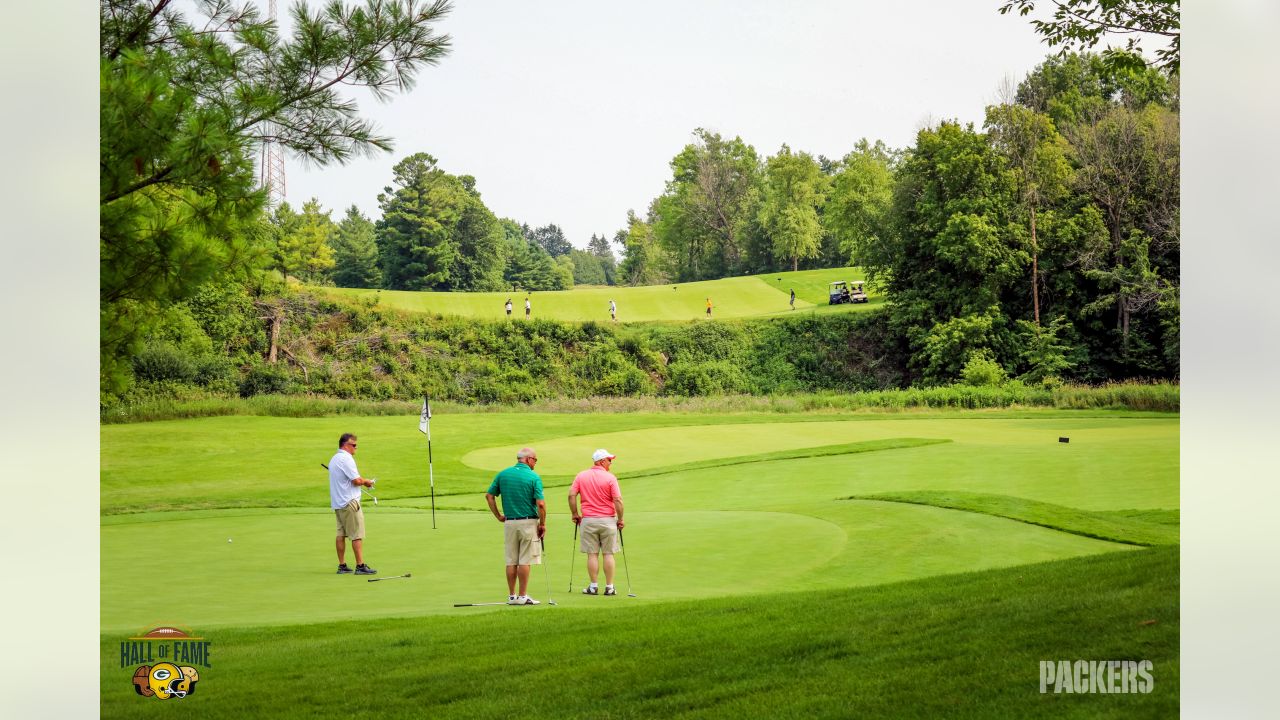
1065,103,1178,354
529,224,573,258
274,198,336,283
500,220,561,291
1015,52,1176,129
330,206,382,288
378,153,506,290
651,129,763,280
999,0,1179,73
587,233,617,284
759,145,827,272
985,104,1072,325
825,139,897,267
100,0,454,392
450,176,506,291
568,249,607,285
867,122,1025,383
1016,315,1077,383
553,255,576,290
617,210,668,286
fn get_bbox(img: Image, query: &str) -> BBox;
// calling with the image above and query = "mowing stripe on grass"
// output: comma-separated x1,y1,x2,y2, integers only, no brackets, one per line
99,546,1178,719
624,437,951,480
846,490,1179,546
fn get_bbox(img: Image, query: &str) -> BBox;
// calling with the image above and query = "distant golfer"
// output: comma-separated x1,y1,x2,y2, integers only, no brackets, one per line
505,298,513,317
486,447,546,605
329,433,377,575
525,296,532,319
790,288,796,310
706,297,713,318
568,449,624,596
609,299,617,322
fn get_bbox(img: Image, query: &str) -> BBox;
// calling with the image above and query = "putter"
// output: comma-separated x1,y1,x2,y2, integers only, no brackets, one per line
368,572,411,583
540,536,556,606
453,601,511,607
619,528,637,597
568,522,579,592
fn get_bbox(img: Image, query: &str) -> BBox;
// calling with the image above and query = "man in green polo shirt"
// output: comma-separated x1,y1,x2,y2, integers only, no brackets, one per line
485,447,547,605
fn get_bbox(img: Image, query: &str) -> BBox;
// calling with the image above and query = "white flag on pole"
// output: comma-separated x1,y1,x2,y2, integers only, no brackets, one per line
419,395,432,434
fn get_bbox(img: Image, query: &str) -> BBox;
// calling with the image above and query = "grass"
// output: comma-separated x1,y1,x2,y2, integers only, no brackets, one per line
846,491,1180,546
100,382,1180,424
100,407,1178,716
100,546,1178,719
315,266,884,323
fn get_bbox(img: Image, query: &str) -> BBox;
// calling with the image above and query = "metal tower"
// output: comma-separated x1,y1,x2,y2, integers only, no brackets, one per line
259,0,286,206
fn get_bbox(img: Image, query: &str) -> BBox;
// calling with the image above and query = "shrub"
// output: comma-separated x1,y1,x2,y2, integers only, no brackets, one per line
961,351,1007,387
132,344,198,383
239,361,292,397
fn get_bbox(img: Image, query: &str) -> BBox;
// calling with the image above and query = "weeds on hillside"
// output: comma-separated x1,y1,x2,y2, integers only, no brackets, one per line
102,381,1178,423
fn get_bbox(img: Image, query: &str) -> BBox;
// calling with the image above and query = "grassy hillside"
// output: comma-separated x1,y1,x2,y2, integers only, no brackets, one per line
317,267,883,323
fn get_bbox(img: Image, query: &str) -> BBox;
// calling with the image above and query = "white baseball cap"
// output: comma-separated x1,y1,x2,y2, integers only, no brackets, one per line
592,449,616,462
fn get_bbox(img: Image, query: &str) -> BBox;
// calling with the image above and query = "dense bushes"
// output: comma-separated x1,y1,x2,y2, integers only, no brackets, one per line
102,286,1178,418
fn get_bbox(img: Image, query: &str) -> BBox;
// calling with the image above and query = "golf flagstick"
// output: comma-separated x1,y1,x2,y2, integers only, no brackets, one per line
419,394,436,529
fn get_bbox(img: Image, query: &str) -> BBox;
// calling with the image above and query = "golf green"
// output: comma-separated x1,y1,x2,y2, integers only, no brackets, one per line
100,410,1175,632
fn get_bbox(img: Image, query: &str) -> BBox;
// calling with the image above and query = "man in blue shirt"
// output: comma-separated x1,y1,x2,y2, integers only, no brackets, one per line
486,447,547,605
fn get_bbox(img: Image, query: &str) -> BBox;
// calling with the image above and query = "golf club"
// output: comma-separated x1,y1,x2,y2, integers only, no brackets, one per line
368,572,411,583
568,522,579,592
323,463,377,504
453,601,511,607
540,536,556,606
619,528,637,597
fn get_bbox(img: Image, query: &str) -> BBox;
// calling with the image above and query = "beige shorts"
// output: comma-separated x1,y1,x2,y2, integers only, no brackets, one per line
335,499,365,540
504,519,542,566
579,517,620,554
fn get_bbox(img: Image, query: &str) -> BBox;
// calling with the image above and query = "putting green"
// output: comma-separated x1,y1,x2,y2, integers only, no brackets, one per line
463,417,1178,510
101,410,1176,632
100,502,1129,631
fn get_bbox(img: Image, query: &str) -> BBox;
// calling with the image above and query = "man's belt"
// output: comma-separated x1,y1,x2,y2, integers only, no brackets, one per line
505,516,539,521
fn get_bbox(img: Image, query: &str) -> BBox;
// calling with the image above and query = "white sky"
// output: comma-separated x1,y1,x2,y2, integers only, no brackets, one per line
281,0,1059,248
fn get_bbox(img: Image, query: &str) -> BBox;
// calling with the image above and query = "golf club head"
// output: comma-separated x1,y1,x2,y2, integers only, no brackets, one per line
628,593,638,598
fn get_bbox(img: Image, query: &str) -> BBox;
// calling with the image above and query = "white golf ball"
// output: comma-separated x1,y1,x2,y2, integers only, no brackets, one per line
227,538,233,543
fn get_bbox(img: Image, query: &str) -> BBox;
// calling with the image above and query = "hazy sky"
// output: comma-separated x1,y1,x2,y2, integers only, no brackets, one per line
282,0,1058,248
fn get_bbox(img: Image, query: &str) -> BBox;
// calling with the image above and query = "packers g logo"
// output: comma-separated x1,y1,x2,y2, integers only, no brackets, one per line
132,662,200,699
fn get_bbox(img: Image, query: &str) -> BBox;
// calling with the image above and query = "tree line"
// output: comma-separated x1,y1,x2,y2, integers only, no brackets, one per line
99,0,1179,395
612,52,1179,383
266,152,618,294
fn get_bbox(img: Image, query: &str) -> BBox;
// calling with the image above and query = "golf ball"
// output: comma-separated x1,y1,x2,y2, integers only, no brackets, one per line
227,538,233,543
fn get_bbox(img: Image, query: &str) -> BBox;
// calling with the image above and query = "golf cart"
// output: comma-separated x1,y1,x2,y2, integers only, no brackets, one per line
828,280,868,305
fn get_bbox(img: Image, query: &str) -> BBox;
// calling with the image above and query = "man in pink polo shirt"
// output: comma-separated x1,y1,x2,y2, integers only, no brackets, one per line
568,448,625,596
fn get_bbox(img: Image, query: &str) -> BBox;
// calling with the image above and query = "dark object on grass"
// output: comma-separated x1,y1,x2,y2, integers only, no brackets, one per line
1059,437,1070,443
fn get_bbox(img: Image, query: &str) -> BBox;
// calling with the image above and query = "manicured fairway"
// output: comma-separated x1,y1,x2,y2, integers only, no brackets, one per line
317,266,883,322
101,410,1175,634
101,547,1179,719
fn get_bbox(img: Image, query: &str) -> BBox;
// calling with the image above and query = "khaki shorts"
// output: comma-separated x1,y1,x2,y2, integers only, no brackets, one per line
580,517,620,554
504,519,542,566
335,499,365,540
